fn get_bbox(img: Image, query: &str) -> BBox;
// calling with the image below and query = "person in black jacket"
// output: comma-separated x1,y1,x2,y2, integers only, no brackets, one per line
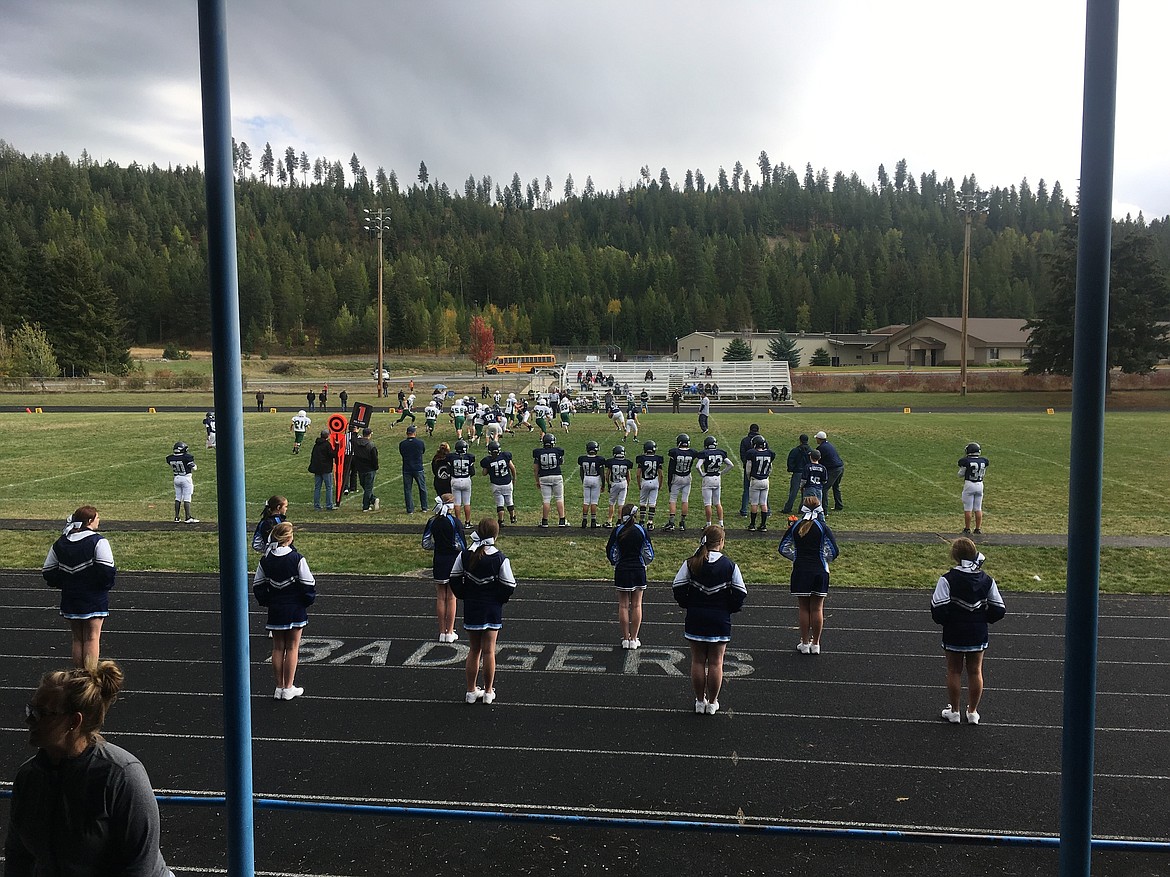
42,506,116,667
253,522,316,700
352,427,380,512
426,494,466,643
781,434,812,514
930,537,1006,725
605,504,654,649
777,497,839,654
307,430,336,511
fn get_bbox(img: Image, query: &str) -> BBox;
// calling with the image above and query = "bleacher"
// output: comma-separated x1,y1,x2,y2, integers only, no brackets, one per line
555,360,795,404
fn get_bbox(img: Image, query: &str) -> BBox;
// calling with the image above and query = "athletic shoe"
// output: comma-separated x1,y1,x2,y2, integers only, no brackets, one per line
510,514,517,524
581,519,588,529
591,521,599,528
274,688,284,700
621,639,631,649
695,699,708,714
602,521,612,528
540,520,549,528
448,631,458,642
809,644,821,655
797,642,811,654
962,528,972,534
662,522,675,532
973,528,982,535
465,521,473,530
706,700,720,715
941,705,961,723
646,521,653,530
758,526,768,533
363,507,372,513
483,690,496,705
558,519,568,527
374,498,380,511
185,517,200,524
465,688,485,704
966,709,980,725
282,686,304,700
174,516,181,523
747,524,756,531
678,523,686,531
631,638,641,649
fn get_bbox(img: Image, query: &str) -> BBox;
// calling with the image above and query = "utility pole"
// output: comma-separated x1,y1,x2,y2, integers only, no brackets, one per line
956,188,987,397
363,207,390,397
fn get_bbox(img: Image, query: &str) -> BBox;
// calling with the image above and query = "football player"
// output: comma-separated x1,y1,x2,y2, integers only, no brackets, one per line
533,433,567,527
697,435,733,527
635,440,664,529
578,440,605,528
481,440,517,526
958,441,990,534
166,441,199,523
664,434,697,531
449,439,477,528
289,409,311,454
603,445,633,528
744,434,776,532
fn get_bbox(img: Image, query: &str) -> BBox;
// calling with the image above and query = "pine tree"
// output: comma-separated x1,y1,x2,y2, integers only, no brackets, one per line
722,337,753,361
766,332,801,367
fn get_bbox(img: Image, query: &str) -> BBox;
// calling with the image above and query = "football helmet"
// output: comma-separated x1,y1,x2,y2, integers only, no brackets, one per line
205,411,215,419
297,410,306,418
966,442,982,455
751,434,768,449
542,433,556,447
487,440,501,454
643,440,657,454
454,440,468,453
586,441,600,454
173,441,189,455
676,433,690,448
613,445,626,458
703,436,718,449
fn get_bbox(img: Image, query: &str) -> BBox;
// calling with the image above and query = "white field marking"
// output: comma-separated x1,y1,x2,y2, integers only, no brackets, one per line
998,445,1163,497
8,728,1165,782
834,436,952,497
0,453,164,491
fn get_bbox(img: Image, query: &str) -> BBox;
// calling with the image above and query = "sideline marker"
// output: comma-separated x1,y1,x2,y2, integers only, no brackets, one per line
35,407,43,413
903,407,912,414
149,407,157,413
767,408,774,415
269,407,277,414
25,407,32,413
1046,408,1055,415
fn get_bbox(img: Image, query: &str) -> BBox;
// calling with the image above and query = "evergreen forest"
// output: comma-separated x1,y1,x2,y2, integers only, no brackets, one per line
1,139,1168,374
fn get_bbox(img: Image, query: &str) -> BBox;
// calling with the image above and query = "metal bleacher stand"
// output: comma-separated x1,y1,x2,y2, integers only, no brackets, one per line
558,361,796,404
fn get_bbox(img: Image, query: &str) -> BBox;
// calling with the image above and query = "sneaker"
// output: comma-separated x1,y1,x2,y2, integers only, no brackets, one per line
631,638,641,649
809,644,821,655
748,524,756,531
834,505,844,511
510,514,517,524
962,527,972,534
448,631,458,642
363,507,373,513
662,522,675,532
621,639,631,649
174,516,181,523
581,519,588,529
483,689,496,705
374,498,380,511
274,687,284,700
185,517,200,524
797,642,811,654
966,709,980,725
465,688,485,704
603,521,612,528
706,700,720,715
678,522,686,531
646,521,653,530
591,521,599,528
540,520,549,528
282,686,304,700
758,526,768,533
695,699,708,714
973,528,982,535
558,519,568,527
465,521,473,530
941,705,961,723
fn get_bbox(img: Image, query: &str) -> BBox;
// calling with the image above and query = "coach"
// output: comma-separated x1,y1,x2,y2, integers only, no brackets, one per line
399,425,428,514
739,423,760,517
814,430,845,512
781,433,812,514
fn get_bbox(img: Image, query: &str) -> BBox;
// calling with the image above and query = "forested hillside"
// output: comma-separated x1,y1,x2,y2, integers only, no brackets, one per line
1,139,1167,373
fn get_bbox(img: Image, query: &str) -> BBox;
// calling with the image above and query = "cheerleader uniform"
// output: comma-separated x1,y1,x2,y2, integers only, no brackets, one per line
252,546,316,630
429,510,467,582
251,513,287,553
450,546,516,631
931,554,1005,651
606,519,654,591
43,528,116,619
671,552,747,642
778,513,839,597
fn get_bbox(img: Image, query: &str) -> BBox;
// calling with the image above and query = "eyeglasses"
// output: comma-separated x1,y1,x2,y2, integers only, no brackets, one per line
25,703,65,722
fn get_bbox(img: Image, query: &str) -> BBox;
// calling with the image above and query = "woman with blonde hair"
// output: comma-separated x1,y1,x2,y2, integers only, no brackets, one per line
671,525,747,714
253,522,316,700
449,518,517,704
5,661,175,875
424,493,466,642
778,495,839,654
43,506,116,667
606,503,654,649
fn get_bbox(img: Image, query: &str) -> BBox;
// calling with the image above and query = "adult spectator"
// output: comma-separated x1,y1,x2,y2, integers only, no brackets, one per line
814,430,845,512
318,385,328,411
307,430,336,511
738,423,761,517
255,390,265,411
5,661,175,875
306,389,315,411
770,386,779,402
644,368,655,382
780,385,790,402
711,381,720,398
671,388,682,414
339,389,349,411
697,390,710,434
352,427,380,512
781,434,813,514
399,424,428,513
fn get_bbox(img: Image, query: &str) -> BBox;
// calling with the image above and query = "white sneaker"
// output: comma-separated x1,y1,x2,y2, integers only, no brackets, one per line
621,639,630,649
941,705,961,723
483,689,496,704
282,686,304,700
797,642,811,654
185,517,200,524
447,631,458,642
966,709,981,725
695,699,708,714
631,638,641,649
465,687,484,704
706,700,720,715
273,687,284,700
373,497,380,511
809,643,821,655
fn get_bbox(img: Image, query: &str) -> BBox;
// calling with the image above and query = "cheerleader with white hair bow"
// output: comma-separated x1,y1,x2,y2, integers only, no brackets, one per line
605,504,655,649
42,506,116,667
778,495,839,655
448,518,517,705
423,494,466,643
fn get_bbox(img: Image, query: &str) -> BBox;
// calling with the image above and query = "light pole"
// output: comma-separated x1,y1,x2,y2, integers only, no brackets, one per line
956,188,987,397
363,207,390,397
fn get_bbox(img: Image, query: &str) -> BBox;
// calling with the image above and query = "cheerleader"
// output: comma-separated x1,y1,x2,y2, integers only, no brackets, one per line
425,493,466,642
252,523,316,700
671,525,747,714
606,503,655,649
778,496,839,654
449,518,517,704
42,506,116,667
931,537,1006,724
251,495,289,553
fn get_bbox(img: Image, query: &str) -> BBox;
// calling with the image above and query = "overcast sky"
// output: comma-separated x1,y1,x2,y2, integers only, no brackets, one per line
3,1,1168,220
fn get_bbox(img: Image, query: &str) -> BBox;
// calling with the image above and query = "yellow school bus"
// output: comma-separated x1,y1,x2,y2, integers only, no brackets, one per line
485,353,558,374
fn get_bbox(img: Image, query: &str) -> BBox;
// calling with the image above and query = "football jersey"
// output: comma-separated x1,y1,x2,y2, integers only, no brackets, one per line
482,451,514,484
636,454,664,482
959,455,990,482
291,414,311,433
533,446,565,476
451,402,467,419
424,403,440,421
166,452,197,476
698,448,730,477
203,414,216,435
534,404,554,422
578,454,604,478
449,452,477,479
668,447,697,477
558,398,572,414
605,457,632,483
803,462,828,488
745,448,776,479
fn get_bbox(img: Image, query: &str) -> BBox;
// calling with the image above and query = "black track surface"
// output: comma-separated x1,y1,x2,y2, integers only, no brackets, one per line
0,570,1166,876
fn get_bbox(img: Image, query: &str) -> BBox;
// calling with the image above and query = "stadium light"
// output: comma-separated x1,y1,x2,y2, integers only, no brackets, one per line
363,207,391,398
956,188,988,397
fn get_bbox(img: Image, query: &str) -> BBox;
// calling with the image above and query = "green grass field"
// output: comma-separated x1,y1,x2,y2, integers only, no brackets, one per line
1,407,1166,592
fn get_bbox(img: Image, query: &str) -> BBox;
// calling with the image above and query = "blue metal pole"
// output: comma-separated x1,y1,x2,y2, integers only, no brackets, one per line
196,2,256,875
1060,1,1119,875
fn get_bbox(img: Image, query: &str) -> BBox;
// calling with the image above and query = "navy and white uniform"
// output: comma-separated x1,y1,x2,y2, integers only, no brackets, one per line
636,453,664,507
579,453,604,505
252,545,316,630
482,450,515,508
203,413,216,448
931,554,1005,651
251,513,287,553
428,510,467,582
671,552,747,642
606,519,654,591
605,456,632,507
958,454,990,512
697,446,733,506
449,451,476,507
166,451,197,502
745,447,777,506
450,545,517,631
778,511,839,597
43,526,116,619
533,445,566,502
801,461,827,502
668,447,697,503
